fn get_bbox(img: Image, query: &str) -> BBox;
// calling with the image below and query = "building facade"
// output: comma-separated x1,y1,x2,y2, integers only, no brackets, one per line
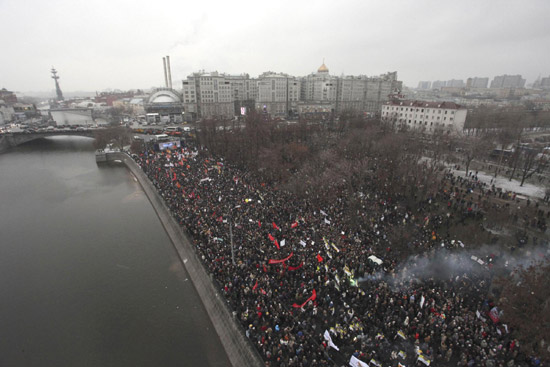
256,72,300,117
179,63,402,120
381,100,467,135
182,72,244,119
490,75,526,89
466,77,489,89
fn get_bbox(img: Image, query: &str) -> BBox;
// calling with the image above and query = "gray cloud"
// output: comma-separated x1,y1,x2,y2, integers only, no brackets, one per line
1,0,549,93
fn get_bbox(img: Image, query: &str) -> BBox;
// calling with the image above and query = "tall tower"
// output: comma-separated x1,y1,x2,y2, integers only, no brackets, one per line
51,67,64,101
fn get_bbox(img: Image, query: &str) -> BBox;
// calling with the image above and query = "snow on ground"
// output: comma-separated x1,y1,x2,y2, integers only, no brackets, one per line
449,166,546,199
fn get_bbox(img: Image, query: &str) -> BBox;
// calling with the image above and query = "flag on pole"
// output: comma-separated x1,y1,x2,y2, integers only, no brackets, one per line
280,239,286,247
300,240,307,247
317,254,324,263
291,221,298,228
272,222,280,231
323,330,340,351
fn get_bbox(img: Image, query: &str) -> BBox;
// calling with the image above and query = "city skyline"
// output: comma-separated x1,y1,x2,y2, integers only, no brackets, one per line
2,0,550,93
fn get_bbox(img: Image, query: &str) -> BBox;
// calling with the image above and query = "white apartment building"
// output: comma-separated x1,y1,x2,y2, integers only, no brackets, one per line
182,72,234,119
256,72,300,117
180,63,403,120
300,63,338,104
381,100,467,134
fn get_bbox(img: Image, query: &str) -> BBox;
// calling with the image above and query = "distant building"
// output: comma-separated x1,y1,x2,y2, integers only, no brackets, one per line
381,100,467,134
446,79,465,88
181,72,234,119
490,74,526,88
301,63,338,103
144,88,184,123
179,63,402,120
256,72,300,117
417,81,431,90
0,88,17,105
432,80,447,90
0,99,15,124
301,63,402,116
466,77,489,89
533,76,550,90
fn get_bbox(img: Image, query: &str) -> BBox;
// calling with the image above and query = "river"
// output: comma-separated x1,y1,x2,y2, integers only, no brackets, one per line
0,137,231,367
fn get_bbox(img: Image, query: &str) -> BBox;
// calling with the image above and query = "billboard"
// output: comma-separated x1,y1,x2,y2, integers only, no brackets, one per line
158,140,180,151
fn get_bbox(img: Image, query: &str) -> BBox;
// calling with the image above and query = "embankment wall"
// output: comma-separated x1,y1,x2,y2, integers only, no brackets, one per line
109,152,263,367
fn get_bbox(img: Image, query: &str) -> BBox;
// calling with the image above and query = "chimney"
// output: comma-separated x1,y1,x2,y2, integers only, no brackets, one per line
163,57,169,88
166,55,173,89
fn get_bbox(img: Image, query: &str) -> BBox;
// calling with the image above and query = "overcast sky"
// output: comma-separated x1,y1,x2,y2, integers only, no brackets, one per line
2,0,549,94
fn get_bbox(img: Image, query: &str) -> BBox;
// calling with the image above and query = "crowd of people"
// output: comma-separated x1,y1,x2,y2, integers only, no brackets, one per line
132,140,547,367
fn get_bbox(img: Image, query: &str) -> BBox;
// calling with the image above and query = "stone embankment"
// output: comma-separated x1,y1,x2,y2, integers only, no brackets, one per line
108,152,263,367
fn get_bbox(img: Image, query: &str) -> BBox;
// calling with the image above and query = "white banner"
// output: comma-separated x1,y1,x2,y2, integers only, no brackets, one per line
323,330,339,351
349,355,369,367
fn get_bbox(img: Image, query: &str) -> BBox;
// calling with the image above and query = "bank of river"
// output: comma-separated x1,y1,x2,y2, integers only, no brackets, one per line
0,137,231,367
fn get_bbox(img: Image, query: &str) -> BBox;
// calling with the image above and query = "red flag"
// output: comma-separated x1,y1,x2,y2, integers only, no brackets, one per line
291,222,298,228
288,262,304,271
260,288,267,295
173,172,177,181
274,240,280,250
263,264,267,273
268,233,275,242
269,252,294,264
272,222,280,231
292,289,317,308
317,254,324,263
252,280,258,290
258,220,262,228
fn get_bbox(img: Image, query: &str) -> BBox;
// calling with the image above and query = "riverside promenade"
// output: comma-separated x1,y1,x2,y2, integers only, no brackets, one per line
108,152,263,367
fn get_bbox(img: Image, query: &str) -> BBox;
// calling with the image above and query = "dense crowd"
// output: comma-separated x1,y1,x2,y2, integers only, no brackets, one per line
132,141,546,367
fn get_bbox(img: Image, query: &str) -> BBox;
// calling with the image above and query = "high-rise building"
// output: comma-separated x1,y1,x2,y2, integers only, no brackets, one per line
490,75,526,89
256,72,300,117
432,80,447,89
179,62,402,119
446,79,465,88
300,63,338,103
181,71,234,119
417,81,431,90
466,77,489,89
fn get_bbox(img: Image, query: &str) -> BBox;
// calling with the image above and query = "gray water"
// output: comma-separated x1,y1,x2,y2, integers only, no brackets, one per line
0,137,231,367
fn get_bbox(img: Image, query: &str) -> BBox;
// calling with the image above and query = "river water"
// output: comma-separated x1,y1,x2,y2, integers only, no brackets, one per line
0,137,231,367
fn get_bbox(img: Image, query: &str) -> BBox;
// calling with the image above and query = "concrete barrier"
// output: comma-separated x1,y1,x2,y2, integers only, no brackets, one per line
110,152,263,367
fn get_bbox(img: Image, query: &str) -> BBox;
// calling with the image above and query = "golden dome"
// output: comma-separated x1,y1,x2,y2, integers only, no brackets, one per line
317,62,329,73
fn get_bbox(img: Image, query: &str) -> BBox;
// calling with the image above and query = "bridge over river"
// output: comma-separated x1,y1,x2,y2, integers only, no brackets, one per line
0,130,96,153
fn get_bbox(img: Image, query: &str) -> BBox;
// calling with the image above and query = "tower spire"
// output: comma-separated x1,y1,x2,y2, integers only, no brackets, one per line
51,67,64,101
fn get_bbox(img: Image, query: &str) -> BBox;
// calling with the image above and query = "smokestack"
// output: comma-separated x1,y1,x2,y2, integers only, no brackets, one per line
166,55,173,89
163,57,169,88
